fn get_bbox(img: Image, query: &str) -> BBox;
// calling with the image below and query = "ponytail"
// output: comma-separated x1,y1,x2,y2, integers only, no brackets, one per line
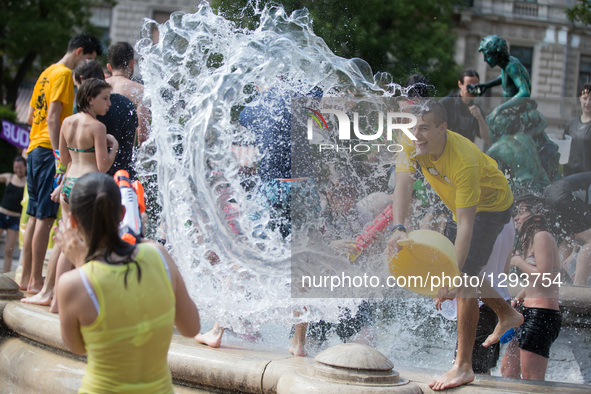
70,173,140,287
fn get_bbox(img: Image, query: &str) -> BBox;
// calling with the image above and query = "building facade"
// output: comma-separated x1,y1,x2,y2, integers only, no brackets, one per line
97,0,197,47
18,1,589,130
99,1,591,97
452,0,591,131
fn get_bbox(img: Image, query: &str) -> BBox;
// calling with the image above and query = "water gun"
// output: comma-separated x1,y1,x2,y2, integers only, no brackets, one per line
500,328,516,344
53,149,67,191
349,205,393,261
114,170,145,244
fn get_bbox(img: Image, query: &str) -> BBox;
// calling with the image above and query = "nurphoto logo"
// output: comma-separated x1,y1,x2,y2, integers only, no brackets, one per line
305,107,416,153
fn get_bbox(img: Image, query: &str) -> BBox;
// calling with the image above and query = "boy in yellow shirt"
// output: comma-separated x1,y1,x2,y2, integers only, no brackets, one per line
20,33,102,294
386,100,523,390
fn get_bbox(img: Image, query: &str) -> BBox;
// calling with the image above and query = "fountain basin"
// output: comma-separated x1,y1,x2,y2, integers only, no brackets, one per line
2,298,590,393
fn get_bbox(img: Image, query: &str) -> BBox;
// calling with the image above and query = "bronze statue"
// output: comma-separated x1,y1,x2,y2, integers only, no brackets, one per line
469,35,560,192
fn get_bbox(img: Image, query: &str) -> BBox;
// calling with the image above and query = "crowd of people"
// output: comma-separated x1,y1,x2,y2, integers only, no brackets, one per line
5,33,201,392
2,30,589,392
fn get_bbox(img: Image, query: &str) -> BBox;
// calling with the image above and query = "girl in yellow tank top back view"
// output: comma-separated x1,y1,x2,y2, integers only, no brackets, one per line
55,172,200,393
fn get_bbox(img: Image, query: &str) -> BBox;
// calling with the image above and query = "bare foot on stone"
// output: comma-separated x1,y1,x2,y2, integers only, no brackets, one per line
429,364,475,391
483,310,524,348
21,291,53,306
289,340,306,357
195,325,225,348
48,297,59,313
26,279,44,295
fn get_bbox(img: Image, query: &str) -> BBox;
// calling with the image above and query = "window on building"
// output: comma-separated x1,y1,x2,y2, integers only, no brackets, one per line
511,46,533,76
513,0,538,17
151,11,172,44
579,55,591,93
90,7,112,53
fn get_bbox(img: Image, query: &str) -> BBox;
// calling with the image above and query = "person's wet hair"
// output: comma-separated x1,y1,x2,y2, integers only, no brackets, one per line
74,59,106,84
108,42,135,70
70,172,139,286
514,193,551,255
409,99,447,126
515,193,547,212
68,32,103,56
76,78,111,114
516,215,548,255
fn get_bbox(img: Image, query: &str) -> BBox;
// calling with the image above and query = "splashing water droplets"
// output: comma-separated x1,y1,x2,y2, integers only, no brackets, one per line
135,4,386,331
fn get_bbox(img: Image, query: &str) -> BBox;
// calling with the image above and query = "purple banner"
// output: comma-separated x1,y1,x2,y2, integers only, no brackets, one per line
1,120,30,150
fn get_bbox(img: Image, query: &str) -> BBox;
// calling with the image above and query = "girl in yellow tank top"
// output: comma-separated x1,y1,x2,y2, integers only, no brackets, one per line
55,172,200,393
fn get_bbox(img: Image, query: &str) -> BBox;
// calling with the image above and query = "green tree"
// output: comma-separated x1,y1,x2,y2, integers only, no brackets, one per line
565,0,591,25
211,0,460,95
0,0,115,111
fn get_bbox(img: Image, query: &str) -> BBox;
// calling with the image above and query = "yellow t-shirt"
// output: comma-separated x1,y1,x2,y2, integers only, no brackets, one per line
395,130,513,218
28,63,74,153
78,243,175,393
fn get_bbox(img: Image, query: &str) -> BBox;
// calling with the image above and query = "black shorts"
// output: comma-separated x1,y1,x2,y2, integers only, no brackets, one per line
517,307,562,359
472,304,500,373
462,207,512,276
454,303,502,373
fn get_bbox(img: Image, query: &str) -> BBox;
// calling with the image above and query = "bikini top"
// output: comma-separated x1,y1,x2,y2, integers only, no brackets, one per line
68,146,95,153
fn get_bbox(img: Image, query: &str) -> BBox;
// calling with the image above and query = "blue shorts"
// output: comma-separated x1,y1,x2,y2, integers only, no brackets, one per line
26,147,59,220
0,213,20,231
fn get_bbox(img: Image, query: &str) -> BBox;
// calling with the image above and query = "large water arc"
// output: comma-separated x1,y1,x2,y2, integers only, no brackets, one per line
134,4,398,332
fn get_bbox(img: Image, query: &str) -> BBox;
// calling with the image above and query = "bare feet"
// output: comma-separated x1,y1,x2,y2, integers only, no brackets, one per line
21,291,53,306
483,310,524,348
27,283,43,294
26,280,44,295
18,276,30,291
429,364,475,391
289,340,307,357
48,297,59,313
290,322,307,357
195,327,225,348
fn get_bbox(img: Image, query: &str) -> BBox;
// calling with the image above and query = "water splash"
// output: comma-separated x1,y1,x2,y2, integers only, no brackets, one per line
132,7,591,383
134,4,397,332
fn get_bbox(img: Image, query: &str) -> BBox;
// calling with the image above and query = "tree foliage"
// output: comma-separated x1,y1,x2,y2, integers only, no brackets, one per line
211,0,461,95
565,0,591,26
0,0,115,110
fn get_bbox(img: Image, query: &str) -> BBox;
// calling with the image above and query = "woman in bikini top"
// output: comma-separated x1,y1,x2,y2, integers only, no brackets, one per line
510,199,560,309
49,79,120,316
57,78,119,210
